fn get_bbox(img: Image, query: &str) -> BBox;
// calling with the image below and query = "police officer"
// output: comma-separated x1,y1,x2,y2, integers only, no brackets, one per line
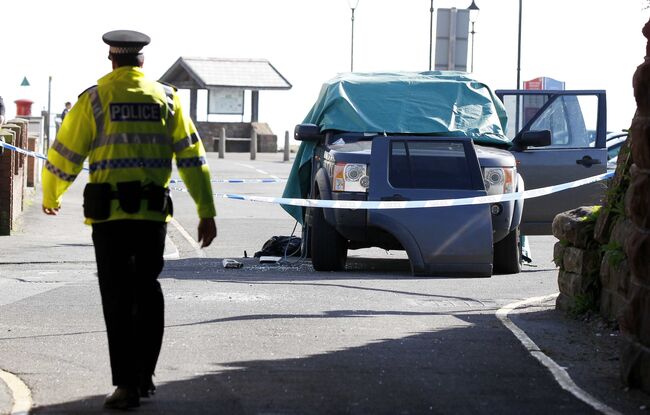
42,30,217,410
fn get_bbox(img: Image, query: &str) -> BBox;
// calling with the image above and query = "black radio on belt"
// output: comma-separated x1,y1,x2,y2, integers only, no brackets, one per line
83,181,172,220
83,183,113,220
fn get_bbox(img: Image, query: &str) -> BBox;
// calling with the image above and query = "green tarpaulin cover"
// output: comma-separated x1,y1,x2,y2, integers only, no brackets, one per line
282,71,510,223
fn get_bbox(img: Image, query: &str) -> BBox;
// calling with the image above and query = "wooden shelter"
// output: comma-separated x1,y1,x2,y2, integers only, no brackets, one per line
158,57,292,122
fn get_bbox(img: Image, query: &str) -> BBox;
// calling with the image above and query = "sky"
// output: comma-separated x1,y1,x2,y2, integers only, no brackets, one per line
2,0,648,142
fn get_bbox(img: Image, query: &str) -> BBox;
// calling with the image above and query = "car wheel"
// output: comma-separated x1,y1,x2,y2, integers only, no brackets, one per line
301,221,312,258
310,206,348,271
493,226,521,274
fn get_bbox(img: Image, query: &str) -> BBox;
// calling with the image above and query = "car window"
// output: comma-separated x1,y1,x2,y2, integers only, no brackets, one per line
500,93,599,148
389,141,476,190
607,145,620,160
528,95,595,149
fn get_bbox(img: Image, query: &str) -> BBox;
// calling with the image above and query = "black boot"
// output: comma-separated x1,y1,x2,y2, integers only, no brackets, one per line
104,386,140,410
139,377,156,398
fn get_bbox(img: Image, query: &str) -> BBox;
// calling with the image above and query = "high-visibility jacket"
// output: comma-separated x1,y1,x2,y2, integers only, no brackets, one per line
42,66,216,224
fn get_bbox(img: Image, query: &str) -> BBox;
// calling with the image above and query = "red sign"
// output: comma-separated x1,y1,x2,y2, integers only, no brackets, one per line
524,78,543,90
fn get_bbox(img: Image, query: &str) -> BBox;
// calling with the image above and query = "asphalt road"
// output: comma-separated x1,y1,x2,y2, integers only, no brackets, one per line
0,152,646,414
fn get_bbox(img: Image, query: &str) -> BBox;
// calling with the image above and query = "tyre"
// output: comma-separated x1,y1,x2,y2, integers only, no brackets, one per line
301,224,312,258
493,226,521,274
310,206,348,271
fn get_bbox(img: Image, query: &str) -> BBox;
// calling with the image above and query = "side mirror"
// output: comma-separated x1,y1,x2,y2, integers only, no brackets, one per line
513,130,551,150
294,124,324,142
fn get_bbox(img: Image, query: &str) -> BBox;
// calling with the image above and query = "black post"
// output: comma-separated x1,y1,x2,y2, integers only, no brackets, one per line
516,0,522,90
251,90,259,123
470,21,476,73
46,76,52,150
190,88,198,123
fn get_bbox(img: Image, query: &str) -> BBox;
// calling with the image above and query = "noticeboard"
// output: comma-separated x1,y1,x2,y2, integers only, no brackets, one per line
208,87,244,115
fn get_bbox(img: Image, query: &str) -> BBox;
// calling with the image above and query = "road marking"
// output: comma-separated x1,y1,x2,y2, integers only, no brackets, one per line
497,294,621,415
163,235,180,260
234,162,281,180
0,368,32,415
170,218,205,258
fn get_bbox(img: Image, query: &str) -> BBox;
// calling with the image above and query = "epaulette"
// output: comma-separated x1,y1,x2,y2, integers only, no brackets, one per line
159,81,178,92
78,85,98,98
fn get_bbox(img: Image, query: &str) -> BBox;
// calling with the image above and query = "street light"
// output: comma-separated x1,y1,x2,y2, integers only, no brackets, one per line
429,0,434,71
467,0,480,73
516,0,522,89
347,0,360,72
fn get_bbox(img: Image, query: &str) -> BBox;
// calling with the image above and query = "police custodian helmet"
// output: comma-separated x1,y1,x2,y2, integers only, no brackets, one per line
102,30,150,56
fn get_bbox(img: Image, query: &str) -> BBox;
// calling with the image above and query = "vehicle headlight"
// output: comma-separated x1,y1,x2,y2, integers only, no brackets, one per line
483,167,515,195
333,162,369,192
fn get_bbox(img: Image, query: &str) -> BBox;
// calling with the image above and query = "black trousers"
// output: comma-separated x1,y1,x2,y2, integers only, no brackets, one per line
91,220,167,388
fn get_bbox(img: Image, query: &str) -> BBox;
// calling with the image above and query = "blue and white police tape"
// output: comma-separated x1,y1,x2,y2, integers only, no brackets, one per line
0,141,285,182
170,171,614,209
0,139,613,208
170,178,286,184
0,140,49,162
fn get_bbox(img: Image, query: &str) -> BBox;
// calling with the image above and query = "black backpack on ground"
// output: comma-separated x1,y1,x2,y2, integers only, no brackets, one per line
254,236,302,258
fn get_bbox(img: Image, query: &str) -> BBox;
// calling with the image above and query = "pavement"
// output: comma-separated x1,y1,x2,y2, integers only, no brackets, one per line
0,168,649,414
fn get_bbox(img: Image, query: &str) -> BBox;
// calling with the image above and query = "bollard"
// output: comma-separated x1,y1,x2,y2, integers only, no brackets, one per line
283,130,290,162
250,130,257,161
219,127,226,159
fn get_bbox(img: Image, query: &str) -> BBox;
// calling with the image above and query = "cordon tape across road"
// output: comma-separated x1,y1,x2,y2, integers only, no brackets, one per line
0,140,286,184
0,140,613,209
172,170,613,209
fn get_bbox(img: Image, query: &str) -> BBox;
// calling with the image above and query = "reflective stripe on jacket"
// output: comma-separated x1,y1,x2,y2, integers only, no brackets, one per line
42,66,216,223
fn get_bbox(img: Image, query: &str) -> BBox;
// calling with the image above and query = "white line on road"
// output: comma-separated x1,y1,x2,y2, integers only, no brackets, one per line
163,236,180,260
170,218,205,258
496,294,621,415
234,162,281,180
0,368,32,415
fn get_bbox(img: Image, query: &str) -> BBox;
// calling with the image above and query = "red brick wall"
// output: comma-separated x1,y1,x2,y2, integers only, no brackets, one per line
0,131,16,235
27,137,36,187
0,120,29,235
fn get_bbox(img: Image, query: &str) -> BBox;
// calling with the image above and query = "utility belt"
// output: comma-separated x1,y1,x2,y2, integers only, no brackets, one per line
83,181,173,220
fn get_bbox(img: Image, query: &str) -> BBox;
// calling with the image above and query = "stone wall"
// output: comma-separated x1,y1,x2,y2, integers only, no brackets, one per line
196,121,277,153
619,18,650,393
552,206,602,313
595,138,634,322
553,17,650,395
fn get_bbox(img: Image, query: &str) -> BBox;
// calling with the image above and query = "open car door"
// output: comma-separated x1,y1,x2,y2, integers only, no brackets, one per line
495,90,608,235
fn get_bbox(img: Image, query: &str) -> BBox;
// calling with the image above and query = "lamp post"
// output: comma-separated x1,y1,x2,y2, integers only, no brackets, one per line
515,0,523,132
429,0,434,71
516,0,522,89
467,0,480,73
347,0,360,72
46,76,52,151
